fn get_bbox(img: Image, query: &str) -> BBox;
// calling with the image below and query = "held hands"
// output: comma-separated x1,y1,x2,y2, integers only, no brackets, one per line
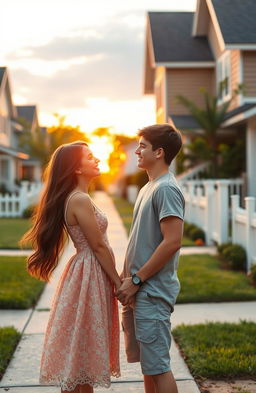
115,277,140,305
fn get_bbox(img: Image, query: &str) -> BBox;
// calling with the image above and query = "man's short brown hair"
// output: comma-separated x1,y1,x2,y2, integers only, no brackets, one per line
138,123,182,165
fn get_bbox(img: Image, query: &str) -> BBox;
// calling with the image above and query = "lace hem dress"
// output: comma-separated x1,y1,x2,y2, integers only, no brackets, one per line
39,192,120,391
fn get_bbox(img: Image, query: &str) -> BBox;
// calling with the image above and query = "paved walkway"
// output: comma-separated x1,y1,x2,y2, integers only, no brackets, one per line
1,192,256,393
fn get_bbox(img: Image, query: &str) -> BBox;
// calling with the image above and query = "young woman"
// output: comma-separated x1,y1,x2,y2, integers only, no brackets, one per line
21,141,121,393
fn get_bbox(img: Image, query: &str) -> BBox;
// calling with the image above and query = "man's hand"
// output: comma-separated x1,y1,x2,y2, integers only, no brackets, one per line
115,277,140,305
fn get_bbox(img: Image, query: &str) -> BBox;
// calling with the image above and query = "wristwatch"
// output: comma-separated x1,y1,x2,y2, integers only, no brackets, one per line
132,273,143,286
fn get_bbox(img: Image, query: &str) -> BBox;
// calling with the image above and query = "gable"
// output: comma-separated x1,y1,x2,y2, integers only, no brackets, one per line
212,0,256,45
194,0,256,49
148,12,214,63
0,67,17,119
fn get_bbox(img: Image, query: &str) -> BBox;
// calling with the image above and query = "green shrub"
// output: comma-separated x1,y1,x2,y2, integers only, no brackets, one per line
217,242,233,255
183,221,190,235
222,244,247,271
189,227,205,241
250,264,256,284
22,204,37,218
183,222,205,242
185,223,198,237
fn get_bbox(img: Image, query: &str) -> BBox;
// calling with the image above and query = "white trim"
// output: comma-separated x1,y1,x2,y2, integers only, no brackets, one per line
222,107,256,127
205,0,225,52
226,44,256,50
217,50,231,104
156,61,215,68
148,15,156,67
192,0,200,36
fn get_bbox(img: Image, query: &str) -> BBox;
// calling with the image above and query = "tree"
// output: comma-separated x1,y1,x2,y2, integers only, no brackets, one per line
19,114,89,169
176,87,242,177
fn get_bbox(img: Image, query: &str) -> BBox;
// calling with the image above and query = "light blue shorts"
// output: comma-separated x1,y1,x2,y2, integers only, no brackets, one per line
121,290,172,375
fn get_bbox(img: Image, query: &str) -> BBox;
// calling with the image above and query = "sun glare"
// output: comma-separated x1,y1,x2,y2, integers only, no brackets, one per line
89,135,114,173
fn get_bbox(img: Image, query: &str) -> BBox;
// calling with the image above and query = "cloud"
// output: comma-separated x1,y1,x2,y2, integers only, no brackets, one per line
9,16,146,110
7,14,144,61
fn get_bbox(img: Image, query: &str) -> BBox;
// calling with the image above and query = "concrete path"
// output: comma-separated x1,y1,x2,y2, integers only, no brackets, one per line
0,191,255,393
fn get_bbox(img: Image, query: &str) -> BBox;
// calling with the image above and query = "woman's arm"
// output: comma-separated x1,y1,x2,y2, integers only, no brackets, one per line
72,194,121,289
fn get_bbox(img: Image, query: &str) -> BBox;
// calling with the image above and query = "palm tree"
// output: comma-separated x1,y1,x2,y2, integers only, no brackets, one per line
176,87,240,177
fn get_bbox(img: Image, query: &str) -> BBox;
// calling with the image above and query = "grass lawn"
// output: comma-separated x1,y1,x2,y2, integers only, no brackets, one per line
177,254,256,303
0,327,21,380
172,321,256,378
0,256,45,309
0,218,31,249
111,196,195,247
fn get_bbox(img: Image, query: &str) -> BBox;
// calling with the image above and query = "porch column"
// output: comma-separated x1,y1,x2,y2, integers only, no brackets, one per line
247,120,256,197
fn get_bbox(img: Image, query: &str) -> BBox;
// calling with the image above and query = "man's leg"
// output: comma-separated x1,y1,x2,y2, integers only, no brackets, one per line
121,304,140,363
151,371,178,393
144,375,156,393
134,292,175,393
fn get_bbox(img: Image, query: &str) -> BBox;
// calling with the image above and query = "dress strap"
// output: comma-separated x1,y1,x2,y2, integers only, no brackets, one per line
64,191,84,226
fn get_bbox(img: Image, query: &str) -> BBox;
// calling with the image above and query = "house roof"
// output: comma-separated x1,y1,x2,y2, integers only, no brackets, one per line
148,12,214,63
224,103,256,121
169,115,200,130
0,145,29,160
212,0,256,44
171,104,256,130
16,105,36,124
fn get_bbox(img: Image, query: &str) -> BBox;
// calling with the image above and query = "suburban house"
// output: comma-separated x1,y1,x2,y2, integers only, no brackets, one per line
143,0,256,268
16,105,42,182
144,0,256,198
0,67,42,191
0,66,43,217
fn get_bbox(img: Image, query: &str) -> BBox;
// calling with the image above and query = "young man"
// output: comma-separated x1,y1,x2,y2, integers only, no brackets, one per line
116,124,185,393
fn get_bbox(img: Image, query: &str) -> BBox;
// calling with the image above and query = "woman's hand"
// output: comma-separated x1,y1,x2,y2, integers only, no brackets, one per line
114,277,122,291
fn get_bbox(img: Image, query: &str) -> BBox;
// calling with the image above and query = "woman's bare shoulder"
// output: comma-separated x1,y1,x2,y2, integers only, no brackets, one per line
70,192,93,209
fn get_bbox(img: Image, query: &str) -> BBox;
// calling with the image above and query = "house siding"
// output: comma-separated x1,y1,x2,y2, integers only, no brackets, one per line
167,68,215,115
0,87,12,146
229,50,240,111
243,51,256,97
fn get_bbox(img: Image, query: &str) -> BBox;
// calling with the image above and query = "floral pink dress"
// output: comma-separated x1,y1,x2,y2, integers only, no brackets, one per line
40,192,120,391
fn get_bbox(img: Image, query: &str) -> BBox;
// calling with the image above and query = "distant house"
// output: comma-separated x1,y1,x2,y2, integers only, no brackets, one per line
0,67,42,191
16,105,42,182
144,0,256,196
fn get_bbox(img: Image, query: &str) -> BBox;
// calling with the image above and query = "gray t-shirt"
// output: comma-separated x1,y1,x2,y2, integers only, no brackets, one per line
124,171,185,309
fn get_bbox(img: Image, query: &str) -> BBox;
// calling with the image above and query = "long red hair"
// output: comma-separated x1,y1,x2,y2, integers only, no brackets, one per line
21,141,88,281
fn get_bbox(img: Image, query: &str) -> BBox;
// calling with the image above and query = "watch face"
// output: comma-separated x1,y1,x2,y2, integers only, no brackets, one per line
133,275,141,285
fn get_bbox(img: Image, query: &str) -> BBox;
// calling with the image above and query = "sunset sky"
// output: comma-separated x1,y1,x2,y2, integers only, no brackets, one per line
1,0,196,136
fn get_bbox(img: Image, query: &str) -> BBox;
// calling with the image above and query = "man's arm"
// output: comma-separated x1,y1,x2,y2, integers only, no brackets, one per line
116,216,183,305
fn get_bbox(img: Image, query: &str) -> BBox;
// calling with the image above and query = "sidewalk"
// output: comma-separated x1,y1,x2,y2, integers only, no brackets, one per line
1,191,255,393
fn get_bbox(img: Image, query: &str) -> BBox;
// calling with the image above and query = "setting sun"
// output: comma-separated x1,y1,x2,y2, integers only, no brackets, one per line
89,135,114,173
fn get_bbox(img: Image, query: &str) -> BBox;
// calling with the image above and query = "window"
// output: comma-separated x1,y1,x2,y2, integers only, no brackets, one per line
217,51,231,102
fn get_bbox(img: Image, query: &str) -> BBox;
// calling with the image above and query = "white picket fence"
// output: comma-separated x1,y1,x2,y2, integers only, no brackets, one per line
0,181,42,217
180,179,243,245
231,195,256,271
